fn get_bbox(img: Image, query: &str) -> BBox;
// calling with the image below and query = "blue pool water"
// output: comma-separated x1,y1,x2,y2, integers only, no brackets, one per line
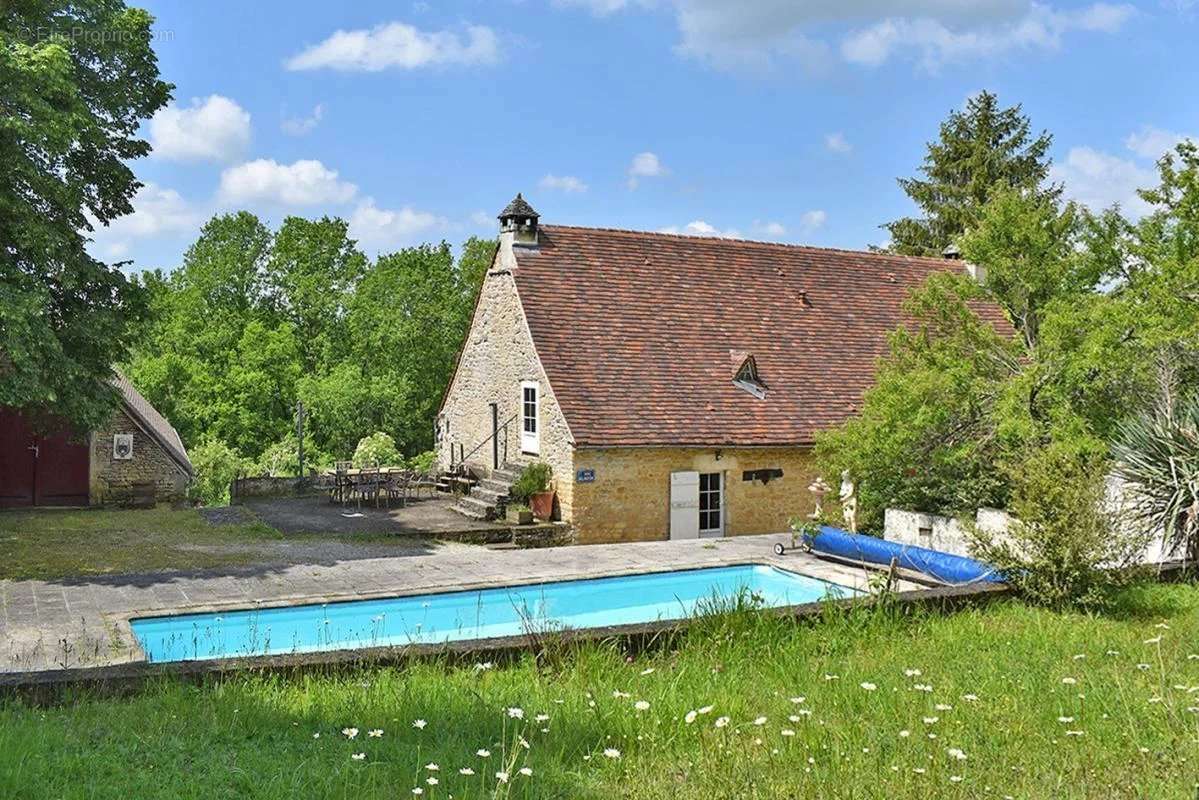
131,564,858,663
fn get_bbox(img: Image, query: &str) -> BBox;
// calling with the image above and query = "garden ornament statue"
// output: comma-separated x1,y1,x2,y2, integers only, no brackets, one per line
840,470,858,533
808,477,831,520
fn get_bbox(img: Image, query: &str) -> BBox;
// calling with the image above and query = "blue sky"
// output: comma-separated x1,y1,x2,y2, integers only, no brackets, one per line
92,0,1199,270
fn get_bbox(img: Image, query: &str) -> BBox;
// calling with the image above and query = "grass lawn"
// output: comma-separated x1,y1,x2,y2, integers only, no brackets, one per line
0,507,292,580
1,584,1197,798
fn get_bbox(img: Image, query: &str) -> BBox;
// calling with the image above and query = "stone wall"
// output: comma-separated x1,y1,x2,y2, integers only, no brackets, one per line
570,447,820,544
437,248,576,519
89,407,190,505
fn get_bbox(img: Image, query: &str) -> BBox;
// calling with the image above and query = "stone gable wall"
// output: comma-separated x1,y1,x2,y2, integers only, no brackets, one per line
89,407,190,505
570,447,819,544
438,260,576,520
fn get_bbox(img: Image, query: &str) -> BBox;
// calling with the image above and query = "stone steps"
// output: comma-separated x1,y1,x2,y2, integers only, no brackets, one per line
449,463,524,522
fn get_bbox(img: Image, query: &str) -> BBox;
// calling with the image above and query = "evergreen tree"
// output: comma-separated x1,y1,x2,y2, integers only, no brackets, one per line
886,92,1056,257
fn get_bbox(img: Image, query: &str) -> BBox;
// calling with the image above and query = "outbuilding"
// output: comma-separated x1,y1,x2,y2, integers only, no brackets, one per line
0,371,192,507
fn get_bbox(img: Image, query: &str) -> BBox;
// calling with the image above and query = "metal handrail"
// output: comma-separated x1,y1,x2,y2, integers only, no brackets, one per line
453,412,518,472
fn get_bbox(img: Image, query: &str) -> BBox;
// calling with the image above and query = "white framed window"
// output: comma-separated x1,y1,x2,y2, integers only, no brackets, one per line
520,381,540,454
699,472,724,537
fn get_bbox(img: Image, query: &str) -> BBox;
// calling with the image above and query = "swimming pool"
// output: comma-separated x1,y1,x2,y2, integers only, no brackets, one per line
131,564,859,663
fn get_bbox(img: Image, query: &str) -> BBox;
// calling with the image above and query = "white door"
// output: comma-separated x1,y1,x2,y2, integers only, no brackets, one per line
670,471,700,540
520,381,540,454
699,472,724,537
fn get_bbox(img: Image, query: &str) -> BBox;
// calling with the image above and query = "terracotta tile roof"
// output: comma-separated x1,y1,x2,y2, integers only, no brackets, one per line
513,225,1009,448
112,370,193,474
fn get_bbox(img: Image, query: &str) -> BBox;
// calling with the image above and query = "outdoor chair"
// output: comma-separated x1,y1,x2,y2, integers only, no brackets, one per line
410,471,439,500
383,471,410,508
357,464,382,509
332,461,353,505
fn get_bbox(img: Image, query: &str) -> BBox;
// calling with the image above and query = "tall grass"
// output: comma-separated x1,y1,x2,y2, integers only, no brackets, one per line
1,583,1197,798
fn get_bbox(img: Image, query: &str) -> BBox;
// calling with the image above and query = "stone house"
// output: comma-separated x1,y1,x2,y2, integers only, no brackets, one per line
0,371,192,507
437,195,996,544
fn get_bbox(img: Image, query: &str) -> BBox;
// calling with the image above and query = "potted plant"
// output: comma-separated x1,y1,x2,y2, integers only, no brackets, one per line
511,462,554,521
507,502,534,525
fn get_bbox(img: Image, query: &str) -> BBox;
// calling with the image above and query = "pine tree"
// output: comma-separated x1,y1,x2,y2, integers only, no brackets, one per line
886,92,1057,257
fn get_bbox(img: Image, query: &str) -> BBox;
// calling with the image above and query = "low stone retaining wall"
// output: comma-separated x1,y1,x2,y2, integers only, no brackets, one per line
231,475,329,501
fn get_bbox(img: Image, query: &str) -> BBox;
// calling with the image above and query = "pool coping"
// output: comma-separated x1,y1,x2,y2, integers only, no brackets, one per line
0,581,1012,696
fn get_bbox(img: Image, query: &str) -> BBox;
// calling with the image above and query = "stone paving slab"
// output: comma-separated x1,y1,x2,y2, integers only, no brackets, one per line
0,533,922,674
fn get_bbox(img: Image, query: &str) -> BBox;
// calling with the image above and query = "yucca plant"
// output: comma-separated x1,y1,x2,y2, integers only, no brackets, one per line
1112,395,1199,562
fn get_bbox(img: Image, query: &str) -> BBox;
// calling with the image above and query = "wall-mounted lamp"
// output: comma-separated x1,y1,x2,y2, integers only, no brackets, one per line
714,449,722,461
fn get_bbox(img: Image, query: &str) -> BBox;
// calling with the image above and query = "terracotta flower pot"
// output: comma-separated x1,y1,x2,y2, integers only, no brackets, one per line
529,490,555,521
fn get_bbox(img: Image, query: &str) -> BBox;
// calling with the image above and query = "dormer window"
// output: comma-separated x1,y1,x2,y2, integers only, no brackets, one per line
732,354,767,399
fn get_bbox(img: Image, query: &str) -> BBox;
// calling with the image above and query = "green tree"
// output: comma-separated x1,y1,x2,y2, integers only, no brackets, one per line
267,216,367,372
886,92,1056,257
821,189,1118,530
1,0,171,429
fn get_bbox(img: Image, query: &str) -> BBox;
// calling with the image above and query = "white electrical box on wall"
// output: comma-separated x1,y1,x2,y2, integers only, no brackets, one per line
113,433,134,460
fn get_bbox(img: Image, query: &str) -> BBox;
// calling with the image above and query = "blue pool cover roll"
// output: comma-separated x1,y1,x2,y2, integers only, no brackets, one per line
802,525,1003,585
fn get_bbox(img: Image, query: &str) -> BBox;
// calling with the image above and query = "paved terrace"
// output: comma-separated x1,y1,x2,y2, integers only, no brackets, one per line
0,533,922,674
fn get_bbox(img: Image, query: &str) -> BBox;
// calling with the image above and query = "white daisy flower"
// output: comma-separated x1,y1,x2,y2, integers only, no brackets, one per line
519,766,533,776
459,767,475,776
634,700,651,711
342,728,359,739
351,753,365,761
412,719,427,730
685,710,698,724
495,771,509,783
507,707,524,719
860,682,877,691
603,748,621,759
715,716,730,728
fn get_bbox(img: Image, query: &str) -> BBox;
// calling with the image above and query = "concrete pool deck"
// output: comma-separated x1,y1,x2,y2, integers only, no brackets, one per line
0,532,927,677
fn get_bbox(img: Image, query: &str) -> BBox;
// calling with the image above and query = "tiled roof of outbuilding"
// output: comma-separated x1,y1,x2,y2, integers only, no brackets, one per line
512,225,1009,447
113,370,193,474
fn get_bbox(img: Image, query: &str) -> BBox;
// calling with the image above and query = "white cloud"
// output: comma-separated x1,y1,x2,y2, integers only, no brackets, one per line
659,220,742,238
218,159,358,206
349,198,448,250
627,151,667,189
282,104,325,136
841,3,1134,70
555,0,638,14
824,132,852,154
1125,125,1195,159
286,22,500,71
569,1,1132,73
88,182,200,259
799,209,828,233
753,220,788,238
539,174,589,193
1049,146,1155,217
148,95,251,162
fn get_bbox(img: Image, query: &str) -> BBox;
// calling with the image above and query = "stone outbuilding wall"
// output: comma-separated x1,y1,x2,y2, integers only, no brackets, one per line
437,256,576,521
570,446,819,544
89,407,191,505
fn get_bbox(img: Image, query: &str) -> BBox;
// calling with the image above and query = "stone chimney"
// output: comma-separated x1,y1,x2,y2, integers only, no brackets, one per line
498,193,539,247
943,242,987,285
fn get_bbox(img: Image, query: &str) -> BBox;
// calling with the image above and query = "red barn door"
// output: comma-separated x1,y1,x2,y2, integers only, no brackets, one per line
0,409,90,507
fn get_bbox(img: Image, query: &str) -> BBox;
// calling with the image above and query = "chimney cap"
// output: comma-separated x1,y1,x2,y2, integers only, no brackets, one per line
942,242,962,259
498,193,539,221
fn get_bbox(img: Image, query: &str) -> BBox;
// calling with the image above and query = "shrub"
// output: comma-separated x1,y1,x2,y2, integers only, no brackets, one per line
253,435,329,477
1113,394,1199,562
189,438,248,506
352,432,403,468
510,462,552,502
410,450,436,473
967,440,1148,608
